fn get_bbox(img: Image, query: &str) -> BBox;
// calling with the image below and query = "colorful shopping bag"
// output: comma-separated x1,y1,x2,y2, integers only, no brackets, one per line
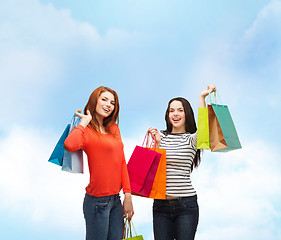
48,124,71,166
197,107,210,149
122,218,144,240
127,133,162,197
211,103,242,152
61,116,83,173
148,148,166,200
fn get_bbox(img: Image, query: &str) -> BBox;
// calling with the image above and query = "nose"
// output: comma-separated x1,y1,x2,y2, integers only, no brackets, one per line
105,101,111,107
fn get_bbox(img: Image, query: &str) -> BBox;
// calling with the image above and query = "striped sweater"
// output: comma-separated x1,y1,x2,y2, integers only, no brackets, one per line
159,131,197,197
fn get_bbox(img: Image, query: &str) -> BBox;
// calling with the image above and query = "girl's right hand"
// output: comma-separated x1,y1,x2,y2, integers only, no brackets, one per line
76,110,92,128
148,127,161,148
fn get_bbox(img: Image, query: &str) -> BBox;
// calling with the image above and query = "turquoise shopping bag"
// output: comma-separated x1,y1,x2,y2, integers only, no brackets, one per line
211,103,242,152
48,124,70,166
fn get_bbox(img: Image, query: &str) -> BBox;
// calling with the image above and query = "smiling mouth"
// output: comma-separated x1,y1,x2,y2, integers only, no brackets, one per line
172,118,181,123
103,108,110,113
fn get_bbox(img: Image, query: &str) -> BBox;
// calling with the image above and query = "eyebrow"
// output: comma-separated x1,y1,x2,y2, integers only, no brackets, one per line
170,107,184,110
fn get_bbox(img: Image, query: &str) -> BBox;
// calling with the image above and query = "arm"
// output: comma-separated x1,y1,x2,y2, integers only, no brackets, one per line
64,125,86,152
116,126,134,221
199,85,217,108
122,154,134,221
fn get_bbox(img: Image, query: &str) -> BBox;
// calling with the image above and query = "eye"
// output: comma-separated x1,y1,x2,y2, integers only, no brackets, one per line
111,101,116,106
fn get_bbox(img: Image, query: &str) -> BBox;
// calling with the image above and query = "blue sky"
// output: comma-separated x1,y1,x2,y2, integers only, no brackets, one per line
1,0,281,239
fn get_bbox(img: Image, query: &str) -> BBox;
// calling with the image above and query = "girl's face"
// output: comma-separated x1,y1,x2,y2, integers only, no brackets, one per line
168,100,186,132
95,91,115,120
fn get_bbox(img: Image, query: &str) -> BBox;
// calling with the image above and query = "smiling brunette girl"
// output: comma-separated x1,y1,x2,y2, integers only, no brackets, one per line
64,86,134,240
148,85,216,240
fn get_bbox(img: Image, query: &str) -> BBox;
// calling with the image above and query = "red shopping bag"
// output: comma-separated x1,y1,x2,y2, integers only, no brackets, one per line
127,133,162,197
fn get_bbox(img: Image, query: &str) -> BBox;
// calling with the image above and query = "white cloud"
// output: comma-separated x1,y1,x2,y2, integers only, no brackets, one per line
0,126,88,232
184,0,281,112
242,0,281,43
192,140,281,240
1,123,281,239
239,0,281,80
0,126,153,234
0,0,143,128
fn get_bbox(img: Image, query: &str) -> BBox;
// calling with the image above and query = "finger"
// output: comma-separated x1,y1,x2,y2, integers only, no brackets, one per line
75,110,83,117
128,211,134,221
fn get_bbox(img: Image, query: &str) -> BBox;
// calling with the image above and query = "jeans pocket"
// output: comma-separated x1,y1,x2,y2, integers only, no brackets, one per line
95,196,111,209
181,197,198,210
153,200,166,213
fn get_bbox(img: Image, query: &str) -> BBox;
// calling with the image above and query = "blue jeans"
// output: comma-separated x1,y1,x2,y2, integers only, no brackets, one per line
153,195,199,240
83,193,124,240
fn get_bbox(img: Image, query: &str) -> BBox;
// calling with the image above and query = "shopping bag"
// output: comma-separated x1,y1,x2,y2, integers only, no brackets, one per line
197,107,210,149
208,104,228,152
211,103,242,152
127,133,162,197
122,218,144,240
149,148,166,200
48,124,71,166
61,116,84,173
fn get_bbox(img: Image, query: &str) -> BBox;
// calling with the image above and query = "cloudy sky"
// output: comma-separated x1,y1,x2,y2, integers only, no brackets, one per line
1,0,281,239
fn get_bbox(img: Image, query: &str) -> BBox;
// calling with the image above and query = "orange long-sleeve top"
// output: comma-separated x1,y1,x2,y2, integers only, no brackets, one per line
64,123,131,197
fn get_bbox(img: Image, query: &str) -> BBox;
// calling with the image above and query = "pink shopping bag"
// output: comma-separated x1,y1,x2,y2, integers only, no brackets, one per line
127,133,162,197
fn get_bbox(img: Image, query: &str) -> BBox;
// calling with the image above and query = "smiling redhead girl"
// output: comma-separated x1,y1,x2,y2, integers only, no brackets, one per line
64,86,134,240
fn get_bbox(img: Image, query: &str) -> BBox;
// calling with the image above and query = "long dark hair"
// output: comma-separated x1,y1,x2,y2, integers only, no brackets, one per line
84,86,119,135
163,97,201,171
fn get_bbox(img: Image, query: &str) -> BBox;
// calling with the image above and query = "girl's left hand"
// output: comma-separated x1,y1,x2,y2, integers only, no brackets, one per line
200,85,217,98
123,193,134,221
148,127,161,148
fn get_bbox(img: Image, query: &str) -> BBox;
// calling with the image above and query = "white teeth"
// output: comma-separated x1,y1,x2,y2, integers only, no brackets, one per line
103,108,110,112
173,118,180,121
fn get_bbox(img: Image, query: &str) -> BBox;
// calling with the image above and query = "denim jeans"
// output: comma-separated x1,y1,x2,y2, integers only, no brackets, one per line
153,195,199,240
83,193,124,240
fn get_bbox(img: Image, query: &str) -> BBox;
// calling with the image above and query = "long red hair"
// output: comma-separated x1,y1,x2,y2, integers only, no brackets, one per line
84,86,119,135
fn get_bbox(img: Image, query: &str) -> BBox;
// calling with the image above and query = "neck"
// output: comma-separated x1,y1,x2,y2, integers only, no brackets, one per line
95,115,104,128
171,127,186,133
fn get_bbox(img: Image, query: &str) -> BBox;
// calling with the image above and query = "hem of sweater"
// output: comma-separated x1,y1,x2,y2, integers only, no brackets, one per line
166,192,197,198
85,189,122,197
122,190,131,195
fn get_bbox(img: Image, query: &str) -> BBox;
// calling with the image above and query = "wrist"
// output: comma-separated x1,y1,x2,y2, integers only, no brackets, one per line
79,120,90,128
199,93,207,99
124,192,132,198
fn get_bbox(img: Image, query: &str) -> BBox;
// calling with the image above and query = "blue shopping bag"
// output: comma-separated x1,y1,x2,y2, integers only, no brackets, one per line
48,124,71,166
61,116,83,173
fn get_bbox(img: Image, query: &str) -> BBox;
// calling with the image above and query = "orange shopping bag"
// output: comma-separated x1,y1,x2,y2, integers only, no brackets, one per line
149,148,166,200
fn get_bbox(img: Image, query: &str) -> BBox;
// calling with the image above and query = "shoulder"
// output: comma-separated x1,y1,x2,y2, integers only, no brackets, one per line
110,123,121,138
160,130,166,137
110,123,119,131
